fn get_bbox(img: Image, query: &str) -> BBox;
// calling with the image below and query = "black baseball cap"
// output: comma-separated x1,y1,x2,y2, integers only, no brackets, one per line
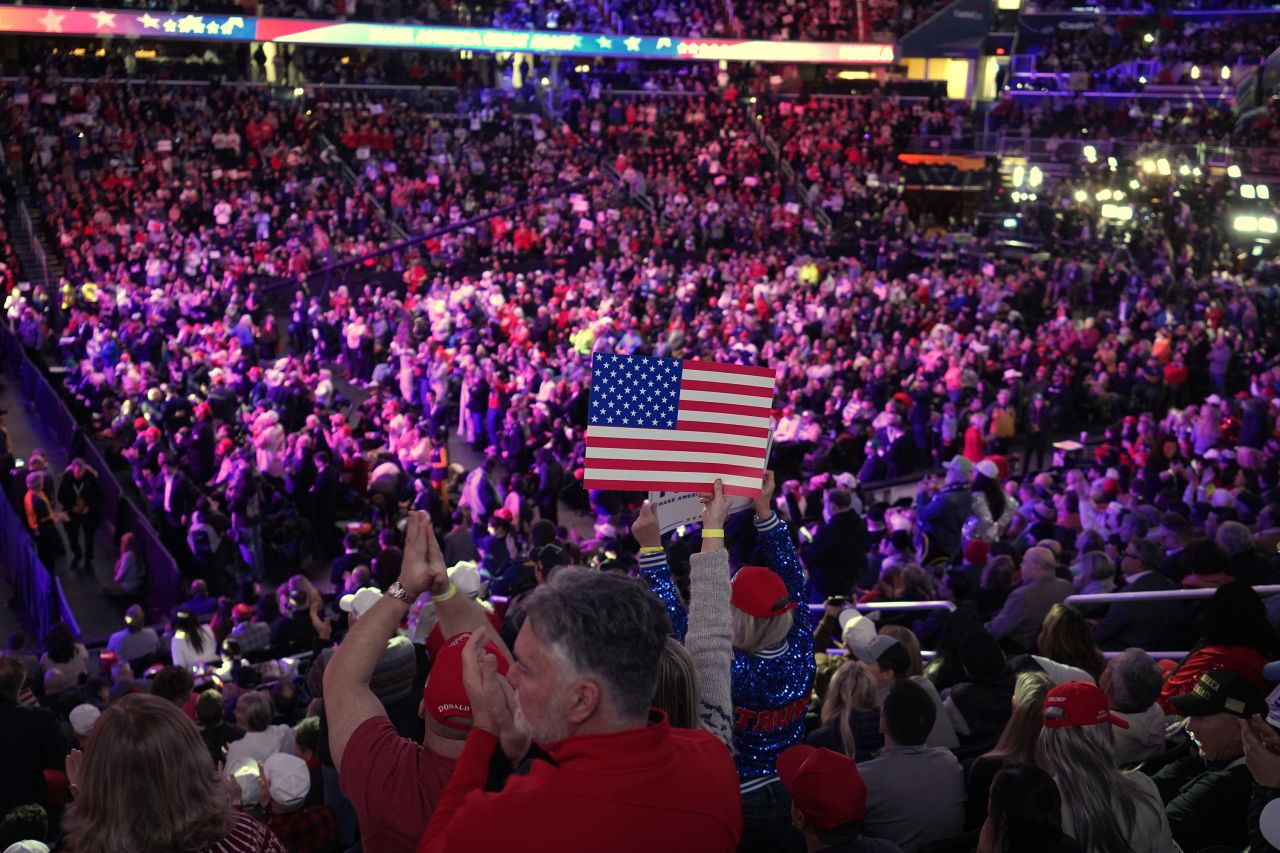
1169,669,1267,719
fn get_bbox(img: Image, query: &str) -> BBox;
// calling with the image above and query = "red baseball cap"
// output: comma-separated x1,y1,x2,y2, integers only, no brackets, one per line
231,603,255,621
963,539,990,567
423,632,510,731
731,566,796,619
777,745,867,831
1042,681,1129,730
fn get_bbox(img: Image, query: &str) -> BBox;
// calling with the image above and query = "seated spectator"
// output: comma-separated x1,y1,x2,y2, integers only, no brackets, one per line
1040,681,1173,852
978,764,1073,853
965,671,1053,831
858,679,965,852
0,657,65,817
171,610,220,670
197,688,245,767
944,630,1016,749
1091,537,1180,652
1099,650,1171,766
68,703,100,747
40,623,88,685
1216,521,1273,587
227,603,272,657
105,605,163,667
63,693,285,851
103,532,145,600
1159,582,1280,713
226,692,296,767
1033,603,1106,682
850,633,956,749
416,570,743,852
984,547,1071,653
808,661,883,762
259,753,339,853
177,580,220,621
151,666,196,710
776,744,903,853
1156,669,1268,852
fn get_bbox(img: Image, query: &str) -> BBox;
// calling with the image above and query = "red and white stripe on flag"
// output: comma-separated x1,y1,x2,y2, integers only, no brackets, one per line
584,354,776,498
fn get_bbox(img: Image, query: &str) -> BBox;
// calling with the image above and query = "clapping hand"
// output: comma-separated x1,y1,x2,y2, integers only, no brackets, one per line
400,510,448,599
461,624,529,761
1241,715,1280,788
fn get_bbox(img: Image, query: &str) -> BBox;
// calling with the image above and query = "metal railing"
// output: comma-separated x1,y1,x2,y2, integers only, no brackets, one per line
805,600,958,614
1066,584,1280,605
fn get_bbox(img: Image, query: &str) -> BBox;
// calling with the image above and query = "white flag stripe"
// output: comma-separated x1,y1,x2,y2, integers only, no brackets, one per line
678,388,776,409
586,447,766,467
676,408,765,428
586,425,770,449
682,368,776,389
584,468,765,490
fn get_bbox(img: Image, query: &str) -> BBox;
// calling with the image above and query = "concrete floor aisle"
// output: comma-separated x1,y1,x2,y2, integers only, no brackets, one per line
0,364,126,647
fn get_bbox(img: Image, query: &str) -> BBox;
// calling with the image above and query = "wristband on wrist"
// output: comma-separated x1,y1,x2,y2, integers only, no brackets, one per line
702,529,725,538
638,545,664,554
433,582,458,603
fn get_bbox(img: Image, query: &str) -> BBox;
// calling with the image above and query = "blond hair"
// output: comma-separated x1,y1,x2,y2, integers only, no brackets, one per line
63,693,234,853
732,609,792,654
653,637,700,731
820,661,880,758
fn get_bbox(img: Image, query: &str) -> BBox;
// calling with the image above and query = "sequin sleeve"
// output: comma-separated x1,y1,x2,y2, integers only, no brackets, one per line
754,512,814,651
638,549,688,641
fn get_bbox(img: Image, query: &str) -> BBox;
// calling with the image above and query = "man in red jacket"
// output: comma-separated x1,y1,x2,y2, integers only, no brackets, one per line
417,570,743,852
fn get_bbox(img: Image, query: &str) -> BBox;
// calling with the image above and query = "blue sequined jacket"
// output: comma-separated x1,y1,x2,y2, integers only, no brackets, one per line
640,513,814,787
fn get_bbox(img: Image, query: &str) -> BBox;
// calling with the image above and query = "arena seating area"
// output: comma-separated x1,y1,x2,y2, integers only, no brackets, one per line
4,0,1280,850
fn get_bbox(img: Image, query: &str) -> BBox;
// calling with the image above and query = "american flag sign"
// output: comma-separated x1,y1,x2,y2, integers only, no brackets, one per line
584,353,777,498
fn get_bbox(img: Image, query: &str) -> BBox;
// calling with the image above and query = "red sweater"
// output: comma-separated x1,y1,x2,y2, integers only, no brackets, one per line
417,714,741,852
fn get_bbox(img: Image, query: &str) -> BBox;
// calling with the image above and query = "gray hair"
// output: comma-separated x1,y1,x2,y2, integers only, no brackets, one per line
1099,649,1164,714
236,692,273,732
1216,521,1254,556
521,568,670,720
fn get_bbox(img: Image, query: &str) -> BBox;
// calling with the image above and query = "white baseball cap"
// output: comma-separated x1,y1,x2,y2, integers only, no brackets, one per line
447,562,483,599
339,587,382,619
69,703,100,737
838,612,876,649
263,752,311,808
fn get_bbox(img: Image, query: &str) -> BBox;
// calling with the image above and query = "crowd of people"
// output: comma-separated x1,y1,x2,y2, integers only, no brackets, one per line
3,15,1280,849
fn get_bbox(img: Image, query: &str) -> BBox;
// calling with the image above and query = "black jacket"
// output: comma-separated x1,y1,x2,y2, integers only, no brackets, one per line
0,699,65,815
801,510,869,599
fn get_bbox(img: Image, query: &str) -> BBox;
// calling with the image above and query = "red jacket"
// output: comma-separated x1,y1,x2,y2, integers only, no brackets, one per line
418,714,741,852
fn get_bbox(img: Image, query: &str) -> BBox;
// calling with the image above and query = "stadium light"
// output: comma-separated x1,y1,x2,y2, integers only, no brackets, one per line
1028,167,1044,188
1235,214,1260,233
1262,216,1279,234
1129,179,1140,190
1012,165,1025,187
1242,184,1257,199
1157,158,1171,176
1228,164,1243,179
1178,164,1191,176
1259,185,1271,200
1107,156,1118,171
1002,218,1018,229
1221,65,1231,80
1073,190,1087,202
1143,33,1154,43
1096,189,1113,202
1101,204,1133,221
1141,160,1156,174
1083,145,1097,163
1190,65,1200,80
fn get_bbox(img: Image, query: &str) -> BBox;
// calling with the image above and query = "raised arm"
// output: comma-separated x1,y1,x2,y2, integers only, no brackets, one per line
633,501,689,641
686,480,734,747
752,472,814,652
324,512,486,771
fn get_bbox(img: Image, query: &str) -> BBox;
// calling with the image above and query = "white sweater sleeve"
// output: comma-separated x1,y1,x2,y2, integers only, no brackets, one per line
686,547,734,749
